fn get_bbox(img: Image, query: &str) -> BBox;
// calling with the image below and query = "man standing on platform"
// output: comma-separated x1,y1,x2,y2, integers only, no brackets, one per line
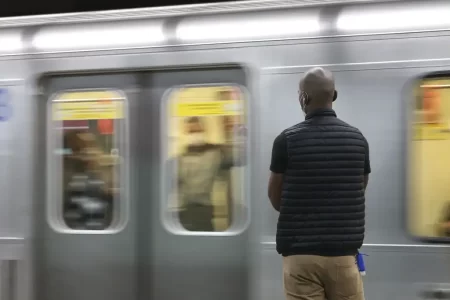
268,67,371,300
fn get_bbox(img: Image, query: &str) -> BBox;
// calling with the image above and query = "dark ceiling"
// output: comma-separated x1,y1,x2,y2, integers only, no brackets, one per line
1,0,218,17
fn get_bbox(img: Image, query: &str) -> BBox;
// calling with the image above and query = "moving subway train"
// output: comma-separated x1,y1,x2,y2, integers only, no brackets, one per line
1,0,450,299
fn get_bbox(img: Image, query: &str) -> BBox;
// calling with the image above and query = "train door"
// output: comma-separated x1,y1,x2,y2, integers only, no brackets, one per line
34,74,138,300
34,66,250,300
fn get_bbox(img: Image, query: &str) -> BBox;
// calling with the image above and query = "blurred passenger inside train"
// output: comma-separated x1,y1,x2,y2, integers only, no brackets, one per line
219,90,236,143
268,67,370,300
218,89,245,143
421,87,441,124
63,129,116,230
173,116,245,232
217,89,246,225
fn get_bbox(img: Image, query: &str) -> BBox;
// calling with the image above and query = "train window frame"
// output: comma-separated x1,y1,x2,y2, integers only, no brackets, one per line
406,71,450,243
160,83,251,236
46,88,129,234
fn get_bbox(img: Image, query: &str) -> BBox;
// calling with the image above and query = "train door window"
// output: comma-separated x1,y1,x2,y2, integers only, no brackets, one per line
163,85,248,234
47,90,128,233
408,75,450,241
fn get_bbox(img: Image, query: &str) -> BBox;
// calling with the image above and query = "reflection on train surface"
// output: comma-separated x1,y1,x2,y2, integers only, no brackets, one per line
2,1,450,300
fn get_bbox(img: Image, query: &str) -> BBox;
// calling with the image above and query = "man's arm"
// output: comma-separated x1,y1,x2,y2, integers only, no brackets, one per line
268,133,288,212
363,136,371,191
167,157,182,192
220,143,246,169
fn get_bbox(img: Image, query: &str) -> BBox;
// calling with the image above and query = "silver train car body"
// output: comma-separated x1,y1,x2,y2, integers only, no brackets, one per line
0,0,449,299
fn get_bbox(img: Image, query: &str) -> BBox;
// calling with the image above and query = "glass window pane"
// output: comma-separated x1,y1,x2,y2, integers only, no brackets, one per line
409,77,450,241
164,85,248,233
49,90,127,232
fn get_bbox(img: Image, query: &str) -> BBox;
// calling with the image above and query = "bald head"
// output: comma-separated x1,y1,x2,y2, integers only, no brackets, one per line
299,67,336,107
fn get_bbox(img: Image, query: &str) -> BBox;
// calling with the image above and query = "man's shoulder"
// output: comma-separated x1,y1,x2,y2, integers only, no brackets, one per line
335,119,369,147
282,123,308,137
334,118,365,135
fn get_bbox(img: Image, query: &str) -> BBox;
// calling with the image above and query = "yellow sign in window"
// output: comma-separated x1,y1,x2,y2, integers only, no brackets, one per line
52,91,124,121
173,100,243,117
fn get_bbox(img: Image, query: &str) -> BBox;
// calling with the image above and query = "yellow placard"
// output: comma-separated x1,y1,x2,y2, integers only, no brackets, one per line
52,91,125,121
413,124,450,140
167,85,245,157
173,100,242,117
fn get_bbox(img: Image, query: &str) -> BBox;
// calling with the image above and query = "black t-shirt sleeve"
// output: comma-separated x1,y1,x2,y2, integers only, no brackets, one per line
270,132,288,174
363,137,371,174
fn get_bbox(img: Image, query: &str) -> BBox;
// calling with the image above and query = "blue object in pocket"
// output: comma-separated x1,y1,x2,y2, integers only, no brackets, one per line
356,252,367,276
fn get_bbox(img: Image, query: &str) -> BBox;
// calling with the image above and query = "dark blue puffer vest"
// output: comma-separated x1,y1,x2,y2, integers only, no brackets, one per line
276,109,367,257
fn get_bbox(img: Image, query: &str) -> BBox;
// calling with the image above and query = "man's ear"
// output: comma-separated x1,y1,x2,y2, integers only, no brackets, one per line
333,90,338,101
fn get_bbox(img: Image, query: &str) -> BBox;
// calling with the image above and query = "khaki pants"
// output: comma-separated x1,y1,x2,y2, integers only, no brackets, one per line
179,203,214,232
283,255,365,300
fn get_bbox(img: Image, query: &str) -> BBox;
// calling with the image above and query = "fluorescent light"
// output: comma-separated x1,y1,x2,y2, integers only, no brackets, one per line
0,30,23,53
176,10,321,43
336,2,450,33
32,20,165,51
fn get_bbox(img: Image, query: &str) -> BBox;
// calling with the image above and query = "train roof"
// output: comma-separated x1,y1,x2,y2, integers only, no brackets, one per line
0,0,401,27
0,0,449,55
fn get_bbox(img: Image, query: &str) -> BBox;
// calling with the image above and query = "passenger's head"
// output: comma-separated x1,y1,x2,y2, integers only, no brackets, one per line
218,90,232,101
422,88,439,104
184,117,207,146
217,89,239,135
298,67,337,115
